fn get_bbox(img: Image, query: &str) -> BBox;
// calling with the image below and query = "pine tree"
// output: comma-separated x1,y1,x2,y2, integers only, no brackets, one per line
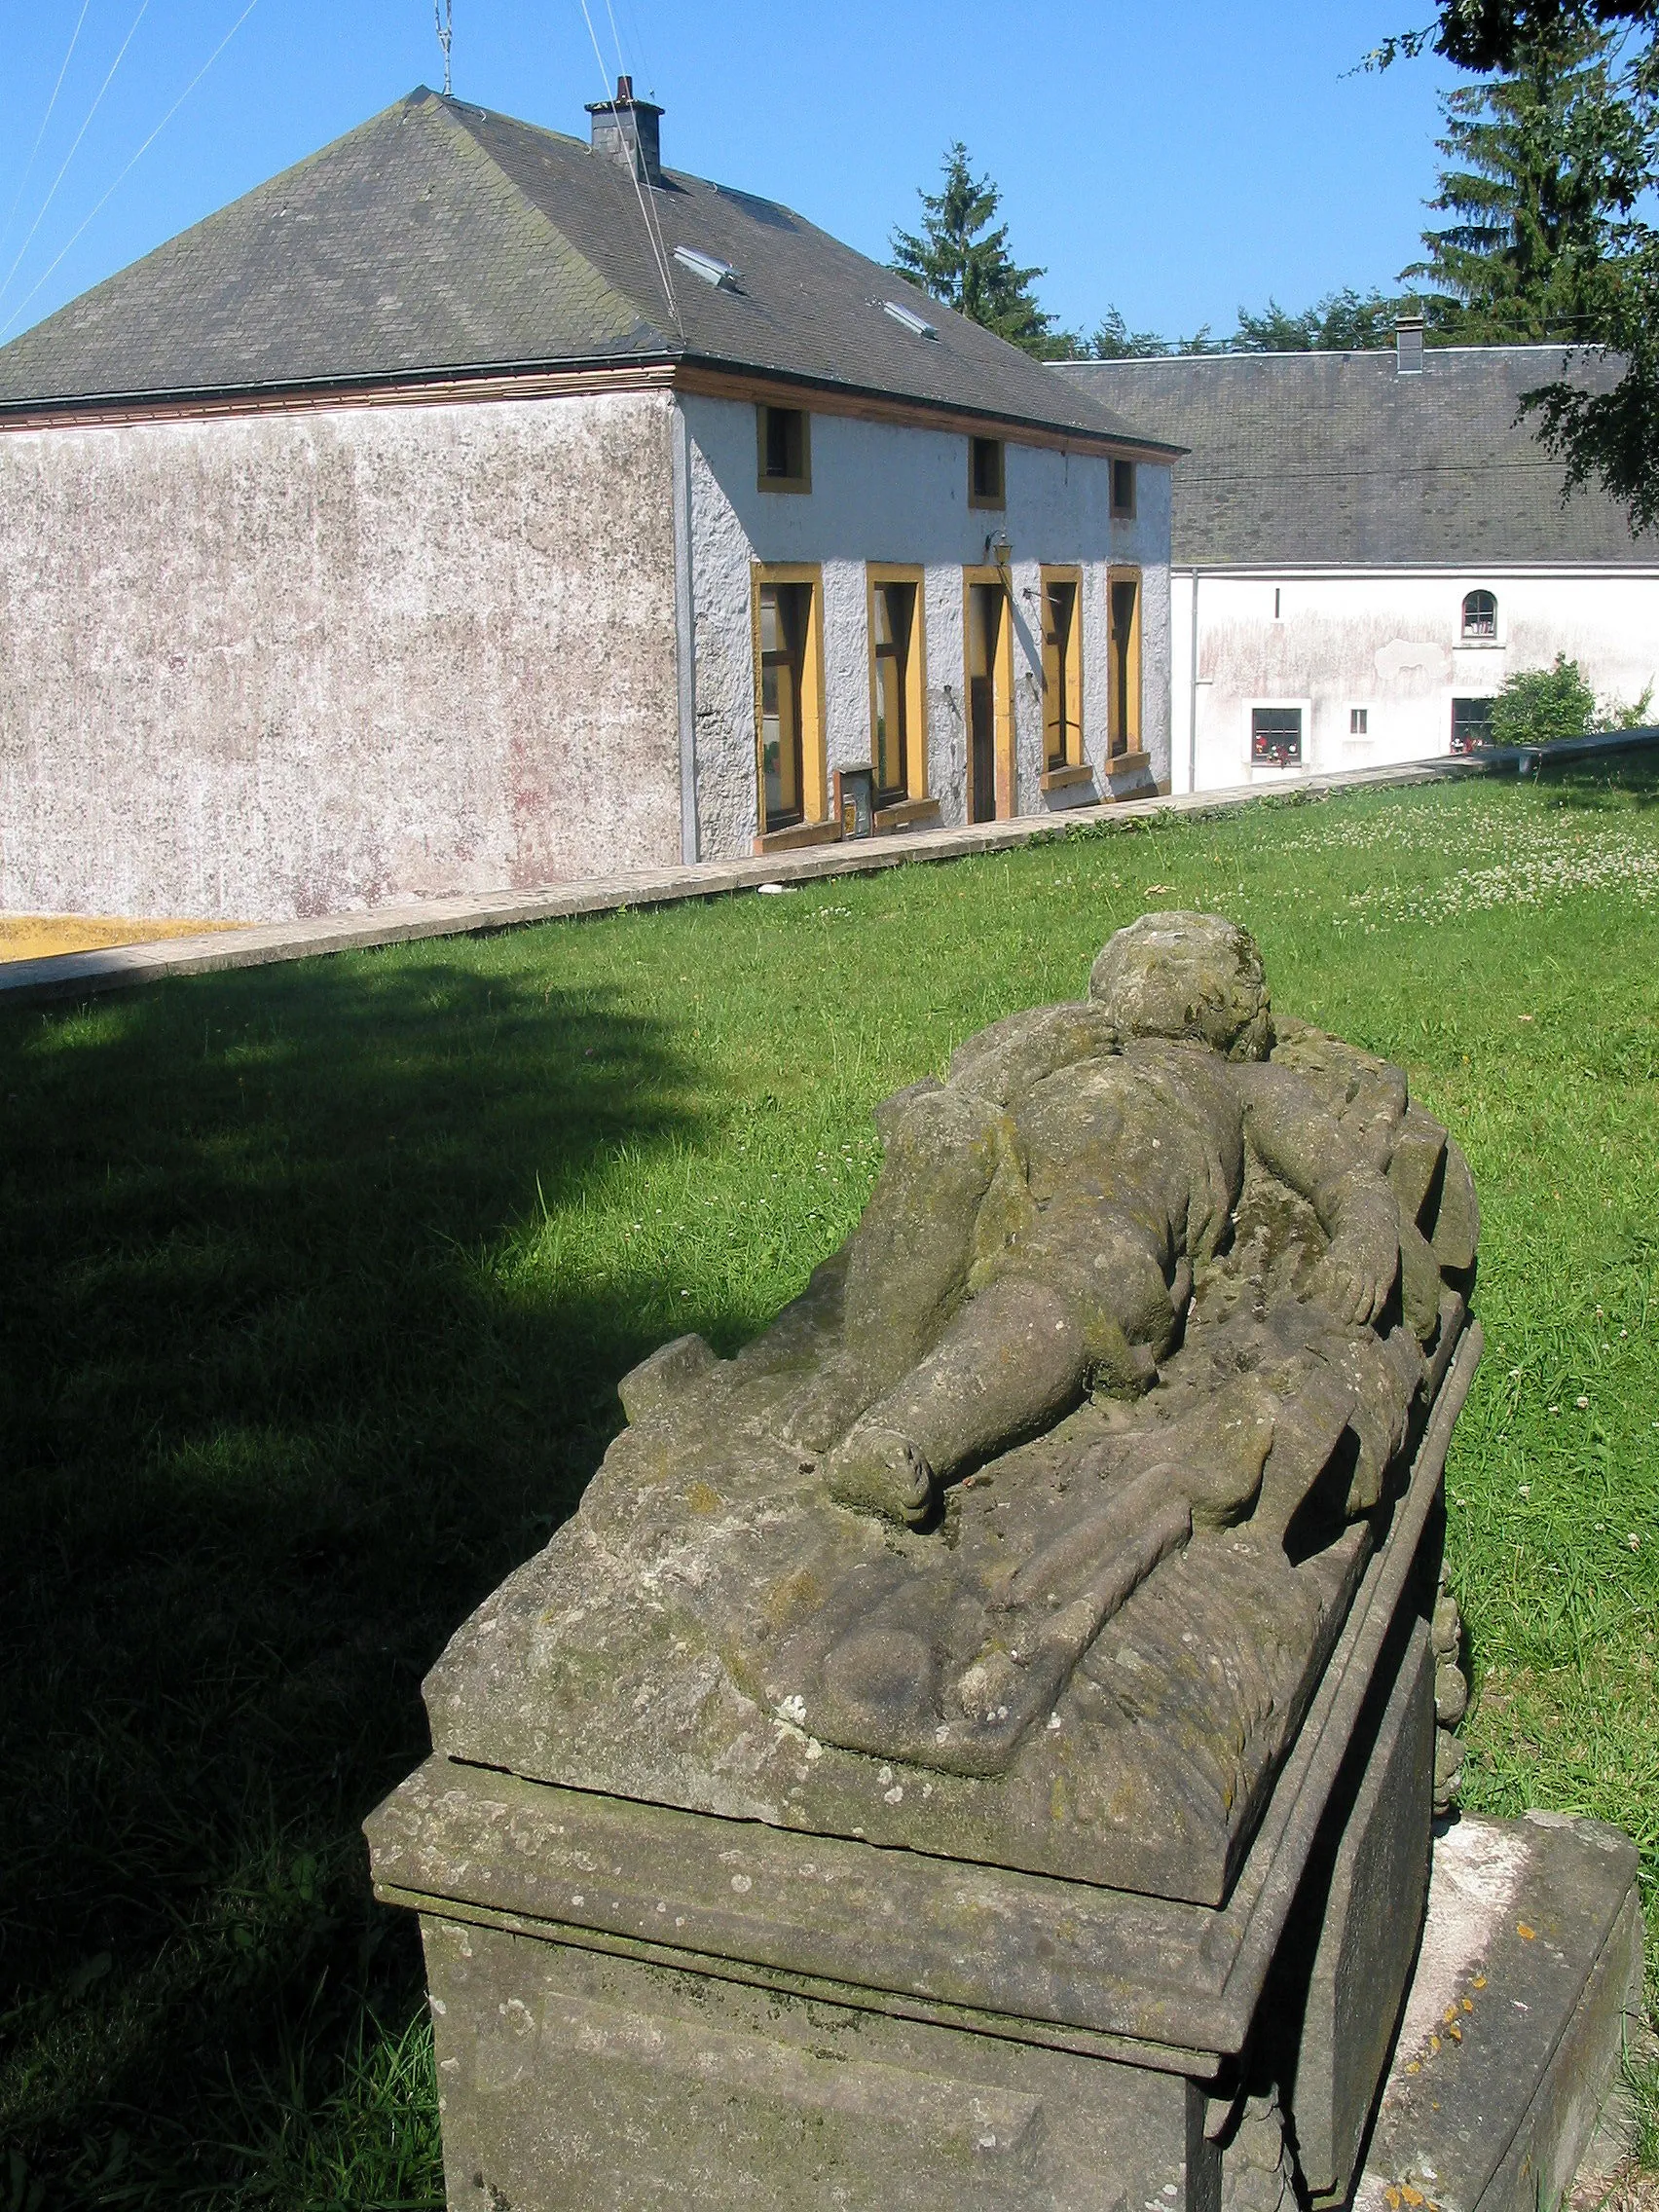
1371,0,1659,530
890,145,1058,356
1086,308,1189,358
1404,30,1649,340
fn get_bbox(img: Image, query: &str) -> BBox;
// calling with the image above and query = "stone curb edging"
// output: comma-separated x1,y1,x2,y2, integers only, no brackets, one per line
2,733,1651,1010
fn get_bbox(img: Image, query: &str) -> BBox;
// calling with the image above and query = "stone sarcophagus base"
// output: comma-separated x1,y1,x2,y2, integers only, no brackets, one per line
372,1334,1473,2210
367,919,1642,2207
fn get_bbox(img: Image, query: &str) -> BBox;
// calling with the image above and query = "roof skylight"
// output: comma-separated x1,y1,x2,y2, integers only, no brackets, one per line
673,244,741,290
881,299,938,340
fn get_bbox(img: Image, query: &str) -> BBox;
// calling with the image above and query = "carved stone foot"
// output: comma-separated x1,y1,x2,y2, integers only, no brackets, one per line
824,1425,935,1528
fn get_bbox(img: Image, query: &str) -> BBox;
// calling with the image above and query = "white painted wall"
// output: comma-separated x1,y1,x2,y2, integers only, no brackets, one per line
1170,567,1659,794
681,393,1172,858
0,389,681,919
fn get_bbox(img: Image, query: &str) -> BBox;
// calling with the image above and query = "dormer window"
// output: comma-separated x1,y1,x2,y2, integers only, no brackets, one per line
1461,590,1497,641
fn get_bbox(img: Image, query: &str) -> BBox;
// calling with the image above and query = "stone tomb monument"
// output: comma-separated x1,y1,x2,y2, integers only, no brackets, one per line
368,913,1641,2209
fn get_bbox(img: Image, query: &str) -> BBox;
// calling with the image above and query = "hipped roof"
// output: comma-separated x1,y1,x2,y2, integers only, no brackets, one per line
0,89,1166,451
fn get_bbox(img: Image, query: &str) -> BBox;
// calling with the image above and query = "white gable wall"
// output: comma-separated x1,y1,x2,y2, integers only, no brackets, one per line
1170,567,1659,793
682,392,1171,858
0,387,682,919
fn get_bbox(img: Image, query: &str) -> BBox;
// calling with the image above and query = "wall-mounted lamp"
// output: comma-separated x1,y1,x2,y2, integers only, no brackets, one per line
985,531,1012,568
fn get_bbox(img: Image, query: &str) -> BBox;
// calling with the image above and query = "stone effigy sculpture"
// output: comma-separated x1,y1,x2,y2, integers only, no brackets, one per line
369,913,1641,2212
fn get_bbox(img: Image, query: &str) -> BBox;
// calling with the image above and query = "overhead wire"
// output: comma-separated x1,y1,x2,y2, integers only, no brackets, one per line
573,0,681,336
597,0,685,343
602,0,681,339
0,0,154,313
0,0,96,269
0,0,262,344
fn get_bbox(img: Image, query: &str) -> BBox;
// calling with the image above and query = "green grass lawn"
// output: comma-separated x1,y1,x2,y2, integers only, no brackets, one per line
3,760,1657,2207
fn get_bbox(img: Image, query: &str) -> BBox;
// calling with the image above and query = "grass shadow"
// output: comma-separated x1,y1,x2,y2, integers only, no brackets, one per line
0,952,705,2204
1520,753,1659,810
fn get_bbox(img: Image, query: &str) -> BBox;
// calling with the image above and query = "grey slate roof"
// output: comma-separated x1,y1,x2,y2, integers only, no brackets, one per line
1056,347,1651,567
0,89,1162,450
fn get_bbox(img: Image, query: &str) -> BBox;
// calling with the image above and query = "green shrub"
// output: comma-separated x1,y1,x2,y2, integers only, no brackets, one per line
1488,654,1598,745
1488,653,1655,745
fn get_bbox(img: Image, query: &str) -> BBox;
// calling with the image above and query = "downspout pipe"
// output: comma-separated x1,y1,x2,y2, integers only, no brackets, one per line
1186,568,1200,796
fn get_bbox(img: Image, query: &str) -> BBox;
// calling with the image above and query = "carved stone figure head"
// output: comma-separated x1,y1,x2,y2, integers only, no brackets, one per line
1088,910,1272,1061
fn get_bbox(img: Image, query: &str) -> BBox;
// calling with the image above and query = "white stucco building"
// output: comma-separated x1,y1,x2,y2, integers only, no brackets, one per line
1059,335,1659,793
0,84,1174,921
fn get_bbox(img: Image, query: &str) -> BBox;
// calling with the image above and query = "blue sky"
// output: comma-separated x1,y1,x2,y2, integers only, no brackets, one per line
0,1,1466,350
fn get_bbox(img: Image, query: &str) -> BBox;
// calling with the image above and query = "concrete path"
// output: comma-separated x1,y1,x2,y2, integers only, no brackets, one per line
0,751,1574,1010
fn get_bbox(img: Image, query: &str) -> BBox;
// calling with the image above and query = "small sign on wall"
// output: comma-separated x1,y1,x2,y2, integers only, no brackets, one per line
834,767,875,839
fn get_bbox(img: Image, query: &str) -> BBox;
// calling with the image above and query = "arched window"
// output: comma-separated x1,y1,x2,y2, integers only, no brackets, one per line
1461,590,1497,641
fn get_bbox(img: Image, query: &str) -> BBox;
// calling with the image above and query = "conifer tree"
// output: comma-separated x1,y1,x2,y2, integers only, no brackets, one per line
890,145,1058,356
1371,0,1659,528
1403,30,1648,340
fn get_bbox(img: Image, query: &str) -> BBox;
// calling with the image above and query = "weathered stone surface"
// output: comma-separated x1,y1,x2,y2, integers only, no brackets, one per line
1279,1616,1436,2203
422,914,1480,1904
1357,1812,1644,2212
368,1346,1472,2107
421,1918,1217,2211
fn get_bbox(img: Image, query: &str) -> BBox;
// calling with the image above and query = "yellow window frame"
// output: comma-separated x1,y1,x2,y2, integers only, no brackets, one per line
1039,564,1085,774
751,562,829,848
961,565,1015,823
866,564,930,810
1108,564,1143,758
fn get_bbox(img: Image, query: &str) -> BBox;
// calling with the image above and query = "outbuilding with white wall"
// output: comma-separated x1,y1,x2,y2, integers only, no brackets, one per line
1059,336,1658,793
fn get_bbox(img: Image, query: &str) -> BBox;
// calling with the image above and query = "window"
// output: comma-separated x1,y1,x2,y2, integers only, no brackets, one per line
881,299,938,340
964,569,1013,823
969,437,1005,509
1040,568,1083,773
753,567,825,836
1108,567,1142,757
867,568,927,808
1110,459,1136,519
1251,706,1303,766
756,404,810,493
1461,589,1496,641
674,244,740,290
1350,707,1369,735
1451,696,1494,754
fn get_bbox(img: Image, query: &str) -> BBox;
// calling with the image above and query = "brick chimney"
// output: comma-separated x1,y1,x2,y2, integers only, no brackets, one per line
586,75,664,188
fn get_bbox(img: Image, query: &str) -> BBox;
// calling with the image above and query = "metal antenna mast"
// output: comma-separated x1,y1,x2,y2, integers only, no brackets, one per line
434,0,453,95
